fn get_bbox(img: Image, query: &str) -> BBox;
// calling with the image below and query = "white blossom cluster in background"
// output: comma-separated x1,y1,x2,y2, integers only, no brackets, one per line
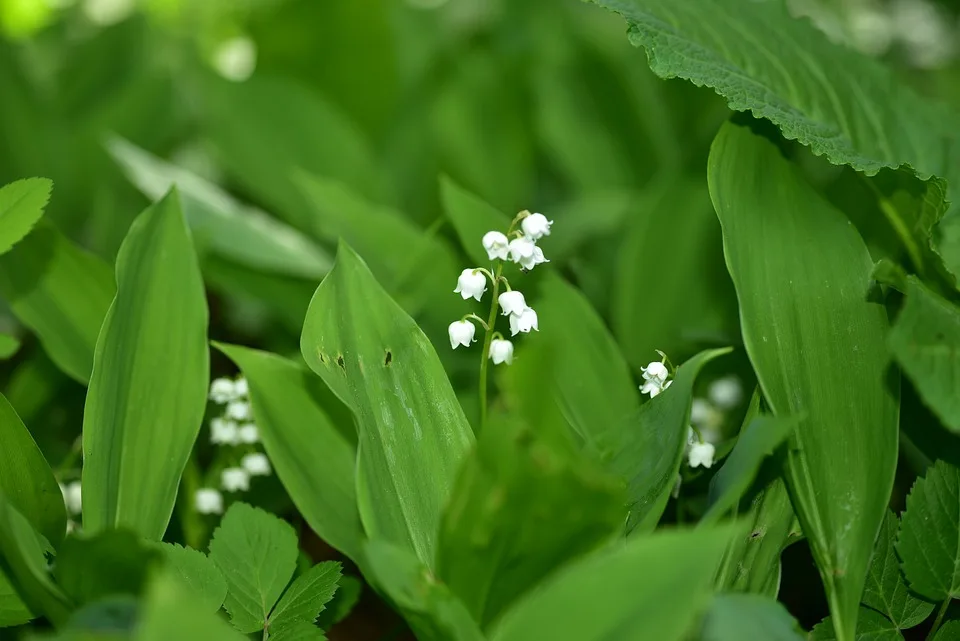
194,376,272,515
59,480,82,531
449,211,552,364
686,375,745,470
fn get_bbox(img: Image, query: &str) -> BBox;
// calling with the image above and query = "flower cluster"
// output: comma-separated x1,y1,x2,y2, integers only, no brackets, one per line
639,360,672,398
684,375,744,470
448,211,552,365
195,376,273,515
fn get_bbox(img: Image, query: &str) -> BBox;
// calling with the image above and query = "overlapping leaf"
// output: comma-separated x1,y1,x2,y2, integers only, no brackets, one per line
863,512,933,629
0,178,51,256
810,608,905,641
158,544,227,613
267,561,341,637
701,594,804,641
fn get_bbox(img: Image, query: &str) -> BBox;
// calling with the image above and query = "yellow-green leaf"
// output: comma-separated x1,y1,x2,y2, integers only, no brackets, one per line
0,178,51,256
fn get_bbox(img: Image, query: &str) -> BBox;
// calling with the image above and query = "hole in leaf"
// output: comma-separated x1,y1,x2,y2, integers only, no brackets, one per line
384,351,392,366
336,355,345,370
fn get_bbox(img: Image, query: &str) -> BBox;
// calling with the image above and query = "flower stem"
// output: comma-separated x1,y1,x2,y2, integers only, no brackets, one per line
479,262,503,434
926,598,951,641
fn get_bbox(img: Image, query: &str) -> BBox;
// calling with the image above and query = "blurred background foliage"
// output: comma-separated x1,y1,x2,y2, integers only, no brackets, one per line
1,0,959,637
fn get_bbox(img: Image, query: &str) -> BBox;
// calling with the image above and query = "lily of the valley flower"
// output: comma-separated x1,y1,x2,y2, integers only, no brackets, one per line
509,307,539,336
508,236,537,264
521,213,553,240
489,339,514,365
226,400,252,421
449,320,476,349
641,361,669,384
221,467,250,492
195,488,224,515
688,441,716,468
454,268,487,301
242,452,271,476
708,376,743,410
498,291,528,317
60,481,82,515
482,231,510,261
641,379,672,398
518,245,549,270
209,377,236,404
210,418,240,445
238,423,259,444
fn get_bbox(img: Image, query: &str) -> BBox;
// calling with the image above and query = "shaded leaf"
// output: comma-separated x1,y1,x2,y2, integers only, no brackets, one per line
863,512,934,629
136,572,246,641
315,575,361,629
208,502,298,634
300,243,474,568
701,593,804,641
0,567,33,627
709,121,899,641
0,333,19,359
268,562,341,636
810,608,905,640
933,621,960,641
54,530,160,605
0,391,66,546
0,178,51,256
82,189,209,540
157,543,227,613
439,175,512,267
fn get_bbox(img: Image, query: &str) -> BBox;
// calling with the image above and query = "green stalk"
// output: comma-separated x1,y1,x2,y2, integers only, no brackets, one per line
926,598,951,641
478,262,503,434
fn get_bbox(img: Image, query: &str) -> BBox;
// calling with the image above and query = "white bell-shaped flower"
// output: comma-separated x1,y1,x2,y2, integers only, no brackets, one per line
498,291,528,317
238,423,259,444
509,307,539,336
708,376,743,410
454,268,487,302
210,418,240,445
508,236,536,264
62,481,82,515
688,441,716,468
489,339,514,365
194,488,224,515
521,213,553,240
226,401,252,421
221,467,250,492
518,245,549,271
241,452,272,476
233,377,249,398
209,378,236,404
641,361,669,384
448,320,476,349
482,231,510,261
641,379,672,398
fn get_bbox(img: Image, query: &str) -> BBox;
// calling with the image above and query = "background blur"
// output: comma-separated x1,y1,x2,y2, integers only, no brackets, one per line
1,0,959,638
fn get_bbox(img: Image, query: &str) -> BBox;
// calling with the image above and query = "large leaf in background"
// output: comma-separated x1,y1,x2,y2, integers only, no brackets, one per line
0,178,51,256
888,277,960,432
489,525,736,641
364,541,485,641
215,344,364,566
82,189,209,541
197,74,386,228
208,503,298,635
700,594,804,641
613,180,735,366
300,243,474,569
897,461,960,602
0,392,65,547
0,567,32,627
54,530,159,606
810,608,905,641
0,333,19,359
709,122,899,641
589,0,960,183
0,221,114,384
435,415,624,627
0,493,70,626
547,190,637,262
107,137,332,281
439,175,512,267
136,572,246,641
863,512,933,630
296,174,459,319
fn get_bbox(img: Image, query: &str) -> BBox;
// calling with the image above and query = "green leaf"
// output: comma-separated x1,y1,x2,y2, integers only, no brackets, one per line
54,529,159,605
589,0,960,184
136,572,246,641
63,595,139,635
897,461,960,601
157,543,227,613
888,277,960,433
300,242,474,568
0,567,33,627
933,621,960,641
489,525,736,641
439,175,512,267
82,189,210,541
436,415,625,627
269,622,327,641
107,136,332,281
0,391,66,547
863,511,934,629
0,221,114,384
0,332,19,359
208,502,299,634
709,121,899,641
810,608,905,641
267,562,341,636
0,492,70,625
363,541,485,641
315,575,361,629
214,344,363,566
0,178,51,256
703,414,799,524
701,594,804,641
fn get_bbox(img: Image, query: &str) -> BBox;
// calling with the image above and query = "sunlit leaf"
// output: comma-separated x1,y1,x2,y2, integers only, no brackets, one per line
136,572,246,641
157,543,227,614
54,529,159,605
0,178,51,256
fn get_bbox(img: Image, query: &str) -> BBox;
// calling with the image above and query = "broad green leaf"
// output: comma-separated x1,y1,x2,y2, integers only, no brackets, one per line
0,178,51,256
701,594,804,641
0,332,19,359
703,414,798,524
863,512,934,629
208,503,299,634
0,567,32,627
136,572,246,641
157,543,227,613
54,530,160,605
300,242,474,568
82,189,210,540
0,492,70,625
267,562,341,637
214,344,363,565
0,221,114,384
888,278,960,432
62,595,139,636
897,461,960,602
364,541,485,641
436,415,624,627
709,122,899,641
810,608,905,641
198,74,385,228
547,190,637,262
270,622,327,641
933,621,960,641
0,391,65,546
489,525,735,641
107,137,332,281
589,0,960,184
439,175,512,267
